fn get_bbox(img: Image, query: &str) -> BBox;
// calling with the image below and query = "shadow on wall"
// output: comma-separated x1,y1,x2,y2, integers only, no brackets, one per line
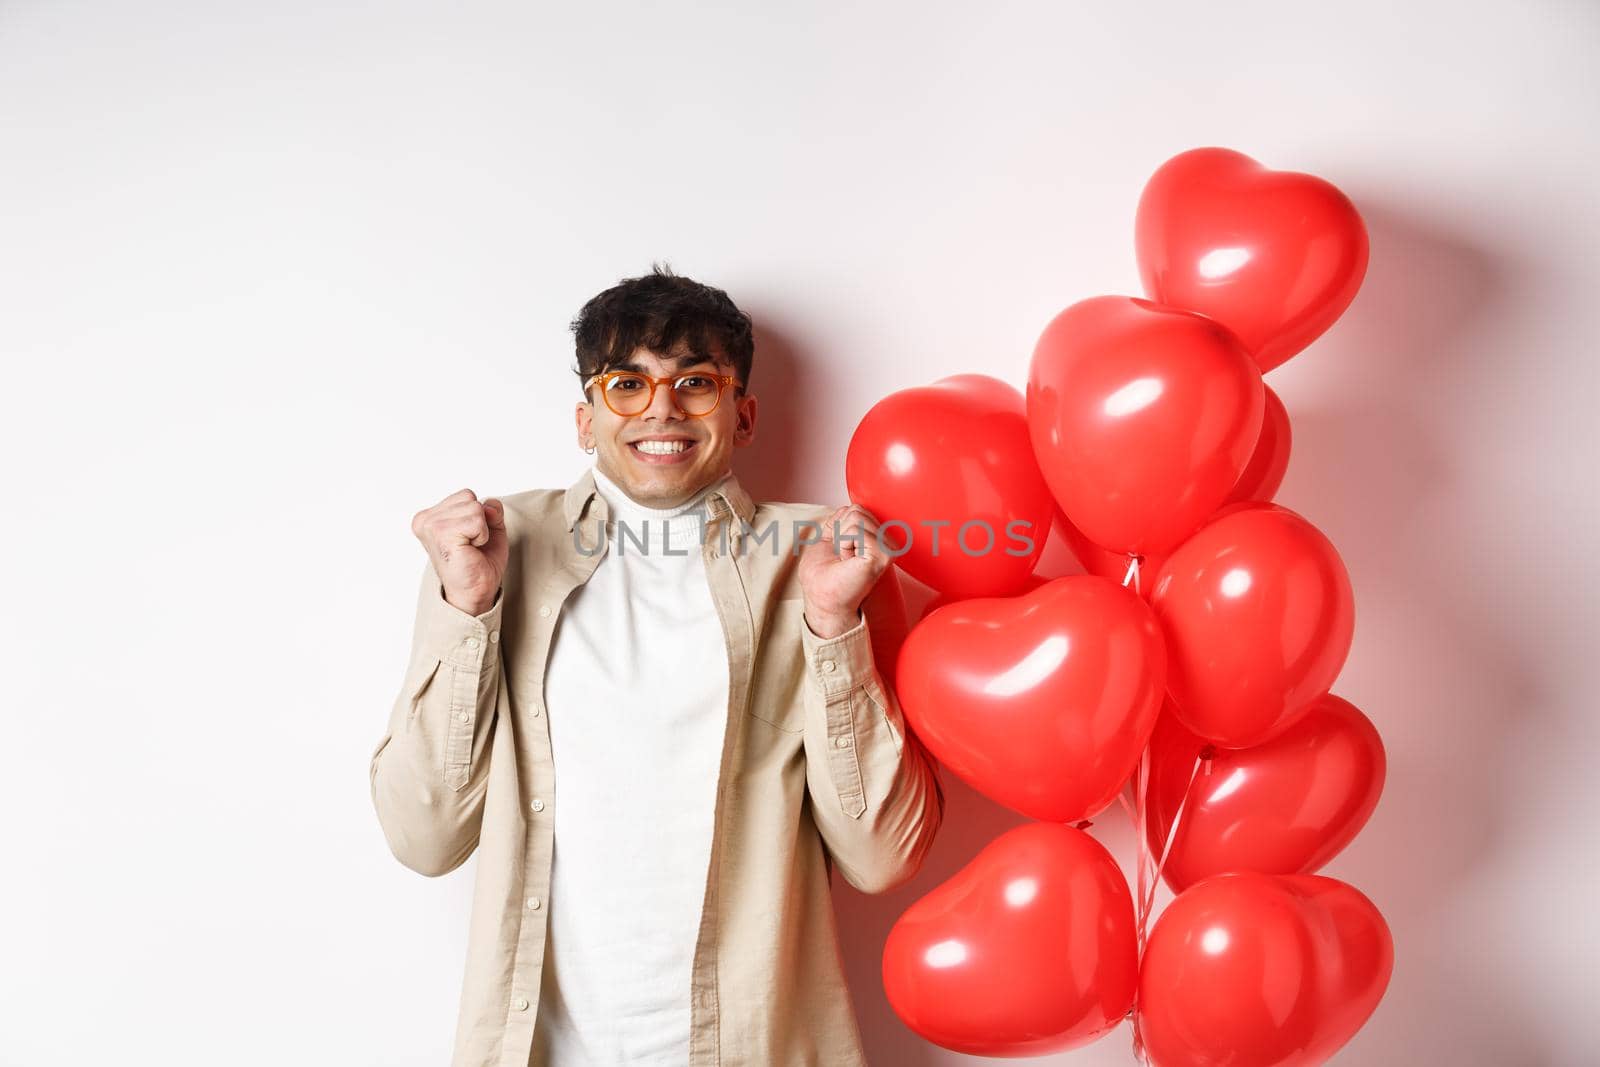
731,319,816,507
730,312,906,510
760,199,1557,1066
1280,197,1552,1067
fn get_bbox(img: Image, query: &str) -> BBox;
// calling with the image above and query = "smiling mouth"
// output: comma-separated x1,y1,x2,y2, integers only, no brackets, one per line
628,439,699,460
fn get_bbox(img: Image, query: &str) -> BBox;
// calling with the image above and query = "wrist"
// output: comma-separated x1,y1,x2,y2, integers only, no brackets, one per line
804,603,861,639
445,588,499,618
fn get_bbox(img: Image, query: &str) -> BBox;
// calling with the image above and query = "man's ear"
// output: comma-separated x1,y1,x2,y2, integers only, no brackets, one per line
734,393,757,446
575,401,593,444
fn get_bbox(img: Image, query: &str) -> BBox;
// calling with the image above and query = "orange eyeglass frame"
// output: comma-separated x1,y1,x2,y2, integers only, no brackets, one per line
583,370,743,418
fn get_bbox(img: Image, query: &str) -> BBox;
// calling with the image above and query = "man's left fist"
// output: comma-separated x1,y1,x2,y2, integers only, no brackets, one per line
798,504,891,638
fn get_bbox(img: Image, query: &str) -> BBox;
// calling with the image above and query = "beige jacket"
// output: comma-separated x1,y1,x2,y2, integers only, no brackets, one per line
369,467,946,1066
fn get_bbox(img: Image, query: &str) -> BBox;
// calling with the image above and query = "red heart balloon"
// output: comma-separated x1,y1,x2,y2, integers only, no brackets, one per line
1146,694,1386,892
1149,503,1355,748
1226,383,1291,505
917,571,1054,620
1062,385,1286,591
1138,873,1393,1067
897,575,1166,822
1055,383,1284,595
1136,147,1370,372
847,374,1055,599
1026,295,1264,557
882,822,1137,1055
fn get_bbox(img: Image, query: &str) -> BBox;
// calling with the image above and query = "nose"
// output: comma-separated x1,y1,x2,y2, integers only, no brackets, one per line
641,378,687,421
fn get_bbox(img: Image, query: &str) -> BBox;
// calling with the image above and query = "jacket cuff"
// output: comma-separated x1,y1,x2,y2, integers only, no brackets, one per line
801,608,873,699
417,574,504,670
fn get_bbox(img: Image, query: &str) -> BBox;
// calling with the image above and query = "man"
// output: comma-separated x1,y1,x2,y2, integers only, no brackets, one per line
369,263,946,1066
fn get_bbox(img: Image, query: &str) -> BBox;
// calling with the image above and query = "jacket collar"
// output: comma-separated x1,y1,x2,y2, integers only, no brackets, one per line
563,465,756,532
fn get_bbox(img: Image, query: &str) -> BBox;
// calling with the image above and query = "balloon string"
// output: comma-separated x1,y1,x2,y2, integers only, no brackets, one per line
1124,744,1211,1065
1130,744,1152,1063
1113,781,1146,1060
1134,746,1150,956
1114,551,1177,1064
1140,748,1211,930
1121,553,1143,594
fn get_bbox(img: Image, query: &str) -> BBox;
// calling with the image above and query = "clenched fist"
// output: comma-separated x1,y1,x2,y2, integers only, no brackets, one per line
412,489,508,616
798,504,892,639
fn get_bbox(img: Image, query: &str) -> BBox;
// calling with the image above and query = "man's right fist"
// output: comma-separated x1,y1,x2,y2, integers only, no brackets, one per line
412,489,508,616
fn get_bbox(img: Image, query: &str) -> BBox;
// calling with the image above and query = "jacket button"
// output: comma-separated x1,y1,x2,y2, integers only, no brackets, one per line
512,996,529,1011
538,605,552,618
834,735,852,748
530,798,545,812
821,660,836,673
527,896,542,910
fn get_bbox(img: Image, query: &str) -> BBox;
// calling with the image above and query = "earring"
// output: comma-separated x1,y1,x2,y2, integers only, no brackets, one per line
583,442,596,454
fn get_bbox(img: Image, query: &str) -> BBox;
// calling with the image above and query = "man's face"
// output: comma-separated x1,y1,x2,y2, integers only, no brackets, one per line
574,347,757,509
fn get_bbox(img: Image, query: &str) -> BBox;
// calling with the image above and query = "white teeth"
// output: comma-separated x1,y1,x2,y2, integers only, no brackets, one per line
634,440,690,455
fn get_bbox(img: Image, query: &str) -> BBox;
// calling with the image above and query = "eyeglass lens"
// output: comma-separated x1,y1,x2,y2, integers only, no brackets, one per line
603,373,723,415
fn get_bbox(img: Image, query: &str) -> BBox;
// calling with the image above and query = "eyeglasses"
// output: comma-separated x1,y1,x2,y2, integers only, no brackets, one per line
584,370,743,418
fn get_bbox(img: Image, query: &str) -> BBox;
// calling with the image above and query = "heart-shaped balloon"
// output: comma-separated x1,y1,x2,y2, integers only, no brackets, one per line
897,575,1166,822
917,571,1054,620
1136,147,1370,372
1026,295,1264,557
882,822,1137,1055
1146,694,1386,892
1055,384,1285,595
1149,503,1354,748
846,374,1055,599
1138,873,1393,1067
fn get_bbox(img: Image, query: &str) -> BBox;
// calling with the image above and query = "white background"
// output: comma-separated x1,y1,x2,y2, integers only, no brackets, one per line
3,2,1597,1064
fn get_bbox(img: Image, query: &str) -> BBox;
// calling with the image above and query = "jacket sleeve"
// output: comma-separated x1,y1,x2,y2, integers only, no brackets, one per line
801,566,946,894
369,560,504,877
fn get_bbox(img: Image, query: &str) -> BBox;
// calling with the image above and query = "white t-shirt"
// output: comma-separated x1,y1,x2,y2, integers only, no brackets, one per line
531,464,733,1066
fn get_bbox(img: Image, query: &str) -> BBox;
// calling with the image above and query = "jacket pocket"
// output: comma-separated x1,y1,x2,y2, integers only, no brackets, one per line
748,601,806,733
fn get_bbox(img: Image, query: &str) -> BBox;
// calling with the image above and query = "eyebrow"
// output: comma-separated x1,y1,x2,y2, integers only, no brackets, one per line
618,357,723,374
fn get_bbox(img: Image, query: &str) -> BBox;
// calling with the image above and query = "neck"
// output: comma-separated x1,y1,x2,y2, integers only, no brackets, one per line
590,464,731,522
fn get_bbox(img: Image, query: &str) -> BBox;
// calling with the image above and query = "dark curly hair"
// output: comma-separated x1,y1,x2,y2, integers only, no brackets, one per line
570,261,754,400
